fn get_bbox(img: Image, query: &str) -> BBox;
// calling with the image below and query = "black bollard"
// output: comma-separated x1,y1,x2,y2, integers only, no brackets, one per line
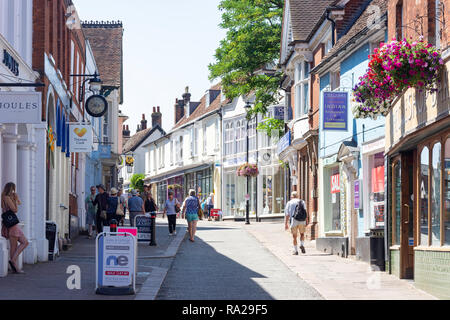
110,219,118,233
149,212,157,246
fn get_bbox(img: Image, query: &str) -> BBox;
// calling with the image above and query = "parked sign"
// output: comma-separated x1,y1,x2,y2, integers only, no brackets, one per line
96,232,136,291
45,221,59,261
323,92,348,131
0,92,42,124
135,215,151,243
69,124,93,153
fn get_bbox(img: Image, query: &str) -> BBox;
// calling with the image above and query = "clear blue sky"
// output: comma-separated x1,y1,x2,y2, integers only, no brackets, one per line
74,0,226,134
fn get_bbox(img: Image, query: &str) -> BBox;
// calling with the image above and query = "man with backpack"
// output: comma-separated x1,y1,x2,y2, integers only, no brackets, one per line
285,191,308,255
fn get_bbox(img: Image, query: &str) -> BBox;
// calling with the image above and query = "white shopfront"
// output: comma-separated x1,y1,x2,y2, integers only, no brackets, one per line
0,31,49,277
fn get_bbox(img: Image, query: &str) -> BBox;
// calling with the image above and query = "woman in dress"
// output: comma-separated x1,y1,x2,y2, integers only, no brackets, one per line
164,191,180,236
1,182,29,274
182,189,200,242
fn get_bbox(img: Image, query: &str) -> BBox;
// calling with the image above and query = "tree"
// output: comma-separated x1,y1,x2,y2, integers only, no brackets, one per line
130,173,145,193
209,0,284,135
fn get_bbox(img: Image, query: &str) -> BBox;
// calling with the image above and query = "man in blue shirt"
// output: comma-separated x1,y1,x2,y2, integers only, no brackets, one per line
127,189,145,227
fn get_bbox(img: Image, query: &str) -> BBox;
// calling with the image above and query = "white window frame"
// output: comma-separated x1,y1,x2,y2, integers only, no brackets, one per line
170,140,174,166
294,60,310,119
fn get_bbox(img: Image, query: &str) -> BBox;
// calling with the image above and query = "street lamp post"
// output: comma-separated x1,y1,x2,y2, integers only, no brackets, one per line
244,103,253,225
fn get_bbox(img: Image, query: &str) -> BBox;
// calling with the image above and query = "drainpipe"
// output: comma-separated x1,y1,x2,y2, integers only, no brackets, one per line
326,9,336,46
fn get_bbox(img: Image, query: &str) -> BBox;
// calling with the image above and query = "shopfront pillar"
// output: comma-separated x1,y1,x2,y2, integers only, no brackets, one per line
18,142,38,264
0,125,7,277
2,134,19,186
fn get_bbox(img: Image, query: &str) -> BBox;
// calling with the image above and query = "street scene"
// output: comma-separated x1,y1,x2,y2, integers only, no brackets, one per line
0,0,449,304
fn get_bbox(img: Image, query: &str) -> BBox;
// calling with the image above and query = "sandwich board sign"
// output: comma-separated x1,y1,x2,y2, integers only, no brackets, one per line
46,221,59,261
135,215,151,243
95,232,137,295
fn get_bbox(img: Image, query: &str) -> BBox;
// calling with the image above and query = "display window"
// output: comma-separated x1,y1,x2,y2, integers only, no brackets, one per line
370,152,385,228
330,167,341,231
418,129,450,247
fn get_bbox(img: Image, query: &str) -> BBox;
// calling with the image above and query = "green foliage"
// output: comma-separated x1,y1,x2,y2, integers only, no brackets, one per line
257,117,285,139
209,0,284,117
130,173,145,193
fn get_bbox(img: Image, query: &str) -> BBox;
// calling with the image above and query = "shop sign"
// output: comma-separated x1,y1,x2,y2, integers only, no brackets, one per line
0,91,42,124
69,124,93,153
323,92,348,131
277,131,291,155
331,174,340,194
354,180,361,210
135,215,151,243
271,105,285,120
2,49,19,76
98,145,111,159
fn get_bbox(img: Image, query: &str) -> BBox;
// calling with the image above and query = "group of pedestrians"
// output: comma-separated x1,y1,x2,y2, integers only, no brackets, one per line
85,184,128,238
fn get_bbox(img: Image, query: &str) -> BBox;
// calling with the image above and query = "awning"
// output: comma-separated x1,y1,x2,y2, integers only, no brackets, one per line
146,163,213,184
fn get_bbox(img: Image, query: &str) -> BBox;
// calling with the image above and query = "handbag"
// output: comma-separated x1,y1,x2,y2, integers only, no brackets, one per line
2,210,19,229
100,210,107,220
116,198,124,216
175,200,181,213
197,200,203,220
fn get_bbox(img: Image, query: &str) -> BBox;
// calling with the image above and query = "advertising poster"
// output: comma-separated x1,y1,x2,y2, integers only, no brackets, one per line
100,235,135,287
323,92,348,131
69,124,93,153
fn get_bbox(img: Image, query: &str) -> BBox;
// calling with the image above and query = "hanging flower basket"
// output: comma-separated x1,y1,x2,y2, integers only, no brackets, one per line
168,184,182,190
237,163,259,177
352,37,444,119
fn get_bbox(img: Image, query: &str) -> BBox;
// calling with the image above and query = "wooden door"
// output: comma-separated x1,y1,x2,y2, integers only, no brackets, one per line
400,151,415,279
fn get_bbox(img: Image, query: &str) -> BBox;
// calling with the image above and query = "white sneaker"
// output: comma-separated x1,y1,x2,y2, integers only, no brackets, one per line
173,231,177,235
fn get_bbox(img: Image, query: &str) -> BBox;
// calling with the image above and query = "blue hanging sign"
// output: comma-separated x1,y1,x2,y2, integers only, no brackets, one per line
277,131,291,155
323,92,348,131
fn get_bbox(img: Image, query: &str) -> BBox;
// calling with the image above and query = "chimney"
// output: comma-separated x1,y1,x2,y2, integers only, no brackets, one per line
152,106,162,128
123,125,130,139
182,86,191,105
175,98,185,124
141,114,147,130
137,124,141,132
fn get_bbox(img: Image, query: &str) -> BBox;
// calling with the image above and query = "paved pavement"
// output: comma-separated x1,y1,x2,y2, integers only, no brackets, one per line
156,221,323,300
242,221,437,300
0,217,187,300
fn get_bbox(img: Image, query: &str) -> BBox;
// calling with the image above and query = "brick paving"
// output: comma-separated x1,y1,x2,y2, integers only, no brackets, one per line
156,221,323,300
242,221,438,300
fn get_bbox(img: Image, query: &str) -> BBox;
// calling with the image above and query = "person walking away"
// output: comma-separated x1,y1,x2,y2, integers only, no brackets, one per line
141,185,149,202
128,189,145,227
85,186,97,239
285,192,309,255
182,189,200,242
93,185,108,234
119,189,128,226
1,182,29,274
106,188,122,226
164,191,180,236
206,193,214,221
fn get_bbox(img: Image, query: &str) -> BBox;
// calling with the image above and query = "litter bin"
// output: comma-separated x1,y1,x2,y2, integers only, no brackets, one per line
369,228,385,271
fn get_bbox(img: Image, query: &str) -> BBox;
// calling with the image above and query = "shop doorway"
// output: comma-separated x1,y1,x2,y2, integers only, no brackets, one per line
392,151,415,279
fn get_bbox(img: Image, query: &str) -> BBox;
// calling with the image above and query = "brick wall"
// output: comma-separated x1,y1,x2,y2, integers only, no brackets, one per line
336,0,370,38
388,0,449,49
415,250,450,299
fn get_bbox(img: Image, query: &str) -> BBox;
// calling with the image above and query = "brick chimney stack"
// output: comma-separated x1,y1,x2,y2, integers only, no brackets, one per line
182,86,191,105
152,106,162,128
140,114,147,130
175,98,185,124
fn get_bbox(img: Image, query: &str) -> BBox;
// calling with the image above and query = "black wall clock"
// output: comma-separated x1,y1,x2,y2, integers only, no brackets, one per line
86,95,108,118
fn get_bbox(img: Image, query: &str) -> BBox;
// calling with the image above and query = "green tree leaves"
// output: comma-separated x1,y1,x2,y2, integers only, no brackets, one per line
209,0,284,119
130,173,145,193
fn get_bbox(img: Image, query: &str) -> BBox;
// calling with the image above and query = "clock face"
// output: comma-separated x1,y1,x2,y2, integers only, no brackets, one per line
86,95,108,118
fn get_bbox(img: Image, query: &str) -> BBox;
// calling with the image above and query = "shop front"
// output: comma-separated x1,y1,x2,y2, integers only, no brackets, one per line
223,168,257,220
385,57,450,299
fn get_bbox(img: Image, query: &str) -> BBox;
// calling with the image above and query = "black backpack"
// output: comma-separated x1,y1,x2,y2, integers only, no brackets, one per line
293,200,307,222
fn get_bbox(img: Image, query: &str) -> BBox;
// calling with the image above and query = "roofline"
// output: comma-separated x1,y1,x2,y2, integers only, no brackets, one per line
310,13,387,75
123,125,166,154
170,108,222,133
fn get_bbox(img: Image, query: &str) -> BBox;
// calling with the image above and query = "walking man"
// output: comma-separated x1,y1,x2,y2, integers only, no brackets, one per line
285,191,308,255
128,189,145,227
93,184,108,234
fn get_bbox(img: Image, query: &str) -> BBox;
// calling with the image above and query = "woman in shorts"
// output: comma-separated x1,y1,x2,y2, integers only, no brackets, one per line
182,189,200,242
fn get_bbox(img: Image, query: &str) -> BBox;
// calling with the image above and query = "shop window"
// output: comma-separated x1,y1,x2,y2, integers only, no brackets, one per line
420,147,430,246
262,173,273,215
330,167,341,231
371,153,385,228
444,138,450,245
393,161,401,246
431,142,442,246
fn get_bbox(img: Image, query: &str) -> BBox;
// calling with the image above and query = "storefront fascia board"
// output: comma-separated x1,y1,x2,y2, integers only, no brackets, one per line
0,33,37,83
322,154,338,167
361,137,385,155
44,53,71,110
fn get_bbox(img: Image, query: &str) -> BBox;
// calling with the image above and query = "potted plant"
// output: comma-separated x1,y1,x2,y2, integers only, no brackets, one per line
236,163,259,177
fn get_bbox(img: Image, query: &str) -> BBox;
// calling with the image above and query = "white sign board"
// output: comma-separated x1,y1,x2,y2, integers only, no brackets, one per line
0,91,42,124
99,234,136,288
69,124,93,153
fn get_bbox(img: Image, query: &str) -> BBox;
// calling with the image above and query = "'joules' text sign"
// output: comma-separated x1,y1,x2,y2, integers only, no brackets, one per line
0,92,42,124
